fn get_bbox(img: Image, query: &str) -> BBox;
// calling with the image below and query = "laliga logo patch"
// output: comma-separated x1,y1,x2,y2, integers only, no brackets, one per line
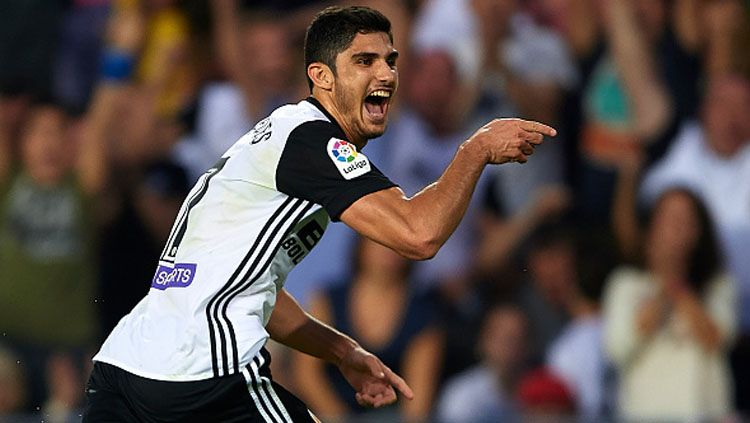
327,138,371,179
331,139,357,162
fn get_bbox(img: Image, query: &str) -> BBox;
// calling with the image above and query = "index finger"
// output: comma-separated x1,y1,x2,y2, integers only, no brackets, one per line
520,120,557,137
385,367,414,400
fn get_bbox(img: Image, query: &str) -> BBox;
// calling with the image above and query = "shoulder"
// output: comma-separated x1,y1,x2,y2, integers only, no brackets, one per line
267,101,346,156
441,366,496,398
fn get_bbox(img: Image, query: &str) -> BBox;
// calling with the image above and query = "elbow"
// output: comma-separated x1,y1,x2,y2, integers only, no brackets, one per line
400,232,441,261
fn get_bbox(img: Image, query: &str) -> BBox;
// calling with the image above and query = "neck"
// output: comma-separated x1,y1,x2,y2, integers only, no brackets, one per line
310,91,366,149
568,297,598,318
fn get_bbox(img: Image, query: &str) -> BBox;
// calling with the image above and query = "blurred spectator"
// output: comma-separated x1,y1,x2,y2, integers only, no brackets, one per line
435,304,528,423
562,0,703,225
511,222,576,365
545,231,616,421
419,0,574,296
293,238,443,423
0,4,146,418
0,102,104,418
475,0,574,221
640,73,750,413
475,185,570,282
704,0,750,79
472,0,578,125
603,188,737,421
175,0,301,180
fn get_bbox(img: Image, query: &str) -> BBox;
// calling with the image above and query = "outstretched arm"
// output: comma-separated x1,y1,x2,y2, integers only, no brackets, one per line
267,289,414,408
341,118,556,260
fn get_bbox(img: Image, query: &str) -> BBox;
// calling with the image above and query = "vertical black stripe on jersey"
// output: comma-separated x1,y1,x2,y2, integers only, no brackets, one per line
219,200,314,374
164,157,229,261
205,197,297,377
160,173,210,262
161,157,228,261
208,197,299,376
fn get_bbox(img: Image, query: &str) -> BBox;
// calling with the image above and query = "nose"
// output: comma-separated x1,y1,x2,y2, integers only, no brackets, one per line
375,59,396,85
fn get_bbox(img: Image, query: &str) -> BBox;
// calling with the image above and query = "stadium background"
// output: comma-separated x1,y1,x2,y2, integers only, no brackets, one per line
0,0,749,421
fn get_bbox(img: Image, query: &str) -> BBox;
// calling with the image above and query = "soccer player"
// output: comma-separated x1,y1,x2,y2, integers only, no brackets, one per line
83,6,556,422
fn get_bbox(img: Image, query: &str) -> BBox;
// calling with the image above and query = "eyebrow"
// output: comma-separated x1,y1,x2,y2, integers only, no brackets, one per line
351,50,400,62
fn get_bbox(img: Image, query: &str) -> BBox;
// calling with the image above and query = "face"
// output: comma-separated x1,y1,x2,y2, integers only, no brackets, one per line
646,191,701,268
330,32,398,143
480,307,528,373
21,107,72,185
529,241,576,307
407,50,459,131
703,76,750,157
243,21,293,93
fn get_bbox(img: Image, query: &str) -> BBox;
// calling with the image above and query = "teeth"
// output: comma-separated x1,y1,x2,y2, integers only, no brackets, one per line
369,90,390,98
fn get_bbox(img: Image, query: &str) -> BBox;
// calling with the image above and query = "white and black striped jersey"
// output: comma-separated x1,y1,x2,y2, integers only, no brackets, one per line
93,98,396,381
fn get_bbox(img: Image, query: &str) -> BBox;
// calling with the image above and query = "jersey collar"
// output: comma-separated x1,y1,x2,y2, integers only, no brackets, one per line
305,96,347,137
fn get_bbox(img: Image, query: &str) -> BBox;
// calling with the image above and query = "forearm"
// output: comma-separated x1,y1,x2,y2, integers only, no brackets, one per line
611,162,642,262
673,0,702,52
605,0,672,139
476,211,542,275
343,142,485,260
267,290,357,365
674,291,722,351
211,0,244,81
405,141,487,252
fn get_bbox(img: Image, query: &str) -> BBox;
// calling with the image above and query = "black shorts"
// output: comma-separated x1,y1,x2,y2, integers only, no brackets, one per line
83,348,316,423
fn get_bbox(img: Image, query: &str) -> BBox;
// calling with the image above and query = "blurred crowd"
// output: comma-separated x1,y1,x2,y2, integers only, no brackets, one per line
0,0,749,422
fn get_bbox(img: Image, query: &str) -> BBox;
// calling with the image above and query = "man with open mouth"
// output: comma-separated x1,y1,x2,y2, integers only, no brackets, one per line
84,5,556,423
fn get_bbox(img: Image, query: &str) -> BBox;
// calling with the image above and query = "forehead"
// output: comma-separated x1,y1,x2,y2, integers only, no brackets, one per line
339,32,394,57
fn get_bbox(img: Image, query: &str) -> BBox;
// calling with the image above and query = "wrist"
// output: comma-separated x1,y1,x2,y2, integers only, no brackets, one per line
330,336,359,367
459,137,489,165
100,48,136,83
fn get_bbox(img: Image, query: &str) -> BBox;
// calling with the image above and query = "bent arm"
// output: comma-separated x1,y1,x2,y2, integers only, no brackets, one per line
269,289,414,408
341,118,556,260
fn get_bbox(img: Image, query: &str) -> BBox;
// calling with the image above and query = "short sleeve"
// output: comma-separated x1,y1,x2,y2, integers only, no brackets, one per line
275,120,397,221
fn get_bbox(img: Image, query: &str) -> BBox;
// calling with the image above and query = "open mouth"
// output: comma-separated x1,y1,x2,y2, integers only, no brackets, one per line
363,89,391,123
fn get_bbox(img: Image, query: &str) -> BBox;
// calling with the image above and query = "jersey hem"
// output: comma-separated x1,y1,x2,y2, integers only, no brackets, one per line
91,356,227,382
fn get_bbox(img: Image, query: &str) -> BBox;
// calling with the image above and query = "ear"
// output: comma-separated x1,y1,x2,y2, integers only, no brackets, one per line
307,62,334,91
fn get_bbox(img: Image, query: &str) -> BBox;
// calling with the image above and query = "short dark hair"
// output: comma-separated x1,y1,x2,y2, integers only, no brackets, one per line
304,6,392,91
